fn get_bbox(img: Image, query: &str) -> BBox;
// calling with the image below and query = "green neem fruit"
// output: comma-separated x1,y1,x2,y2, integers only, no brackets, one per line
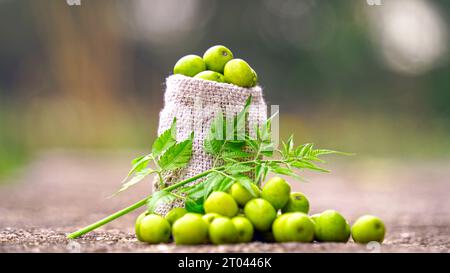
231,216,254,243
204,191,239,218
314,210,350,242
351,215,386,244
165,207,188,225
244,198,277,231
202,213,221,243
224,59,257,88
173,55,206,77
202,213,221,227
310,213,321,223
284,213,315,242
272,213,292,242
138,214,171,244
135,212,148,242
194,70,225,83
202,45,233,73
309,213,321,241
282,192,310,214
229,182,261,207
261,177,291,210
251,68,258,86
208,217,238,245
172,213,209,245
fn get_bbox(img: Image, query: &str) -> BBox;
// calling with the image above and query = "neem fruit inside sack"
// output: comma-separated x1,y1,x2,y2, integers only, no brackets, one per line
194,70,225,83
172,45,258,88
173,55,206,77
224,59,257,88
203,45,233,73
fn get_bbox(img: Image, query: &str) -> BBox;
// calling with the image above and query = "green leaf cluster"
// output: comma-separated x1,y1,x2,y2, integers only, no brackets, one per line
119,95,347,214
115,118,193,195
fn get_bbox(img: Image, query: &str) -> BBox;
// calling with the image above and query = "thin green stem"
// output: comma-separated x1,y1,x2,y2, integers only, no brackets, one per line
156,170,164,188
171,192,186,200
67,197,148,239
150,157,165,188
67,168,218,239
238,159,284,165
212,169,236,181
213,140,228,167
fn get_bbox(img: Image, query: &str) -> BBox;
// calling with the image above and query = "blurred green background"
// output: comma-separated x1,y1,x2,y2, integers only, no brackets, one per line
0,0,449,179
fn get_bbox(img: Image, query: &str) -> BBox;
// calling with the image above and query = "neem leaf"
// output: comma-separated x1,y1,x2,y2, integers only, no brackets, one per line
226,164,254,174
271,166,301,178
260,142,274,157
158,133,193,171
291,160,329,173
202,172,226,200
233,96,252,140
221,150,252,159
152,118,177,157
179,182,205,201
215,177,234,193
210,108,225,141
204,109,225,155
196,172,235,202
204,138,223,156
131,155,146,166
127,154,152,177
204,96,252,157
147,190,177,213
245,137,259,153
223,140,246,152
236,174,258,197
236,96,252,130
255,163,269,185
296,143,314,157
185,198,205,214
114,168,154,196
257,111,275,143
310,149,354,157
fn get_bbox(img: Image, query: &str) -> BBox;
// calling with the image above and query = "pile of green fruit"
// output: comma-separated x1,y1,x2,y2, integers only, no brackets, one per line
173,45,258,88
135,176,386,245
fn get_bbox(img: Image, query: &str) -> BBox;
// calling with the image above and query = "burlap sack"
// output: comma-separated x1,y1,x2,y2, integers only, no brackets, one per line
154,74,267,215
